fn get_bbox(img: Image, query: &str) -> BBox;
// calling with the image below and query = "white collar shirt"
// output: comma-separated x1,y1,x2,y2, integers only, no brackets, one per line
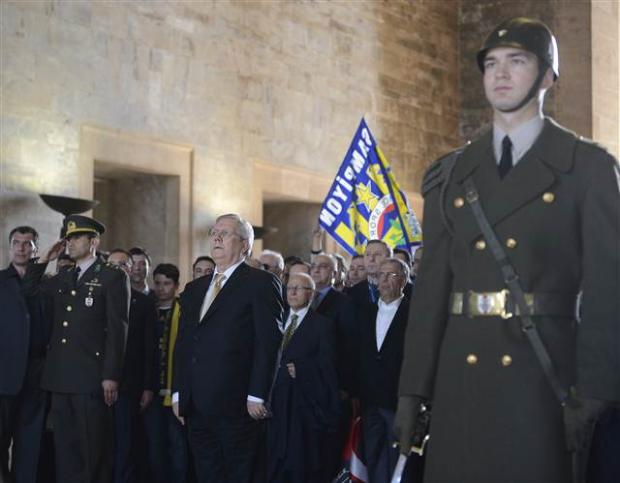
199,258,244,321
375,295,404,351
493,114,544,167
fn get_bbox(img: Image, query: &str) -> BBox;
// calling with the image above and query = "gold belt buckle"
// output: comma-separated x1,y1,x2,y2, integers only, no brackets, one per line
467,289,513,318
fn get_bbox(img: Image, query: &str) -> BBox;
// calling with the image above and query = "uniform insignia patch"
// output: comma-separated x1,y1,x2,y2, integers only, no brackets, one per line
85,297,94,307
477,294,494,315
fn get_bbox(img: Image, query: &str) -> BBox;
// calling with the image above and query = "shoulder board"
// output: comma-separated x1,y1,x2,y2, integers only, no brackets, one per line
576,135,610,154
421,148,463,197
104,262,123,271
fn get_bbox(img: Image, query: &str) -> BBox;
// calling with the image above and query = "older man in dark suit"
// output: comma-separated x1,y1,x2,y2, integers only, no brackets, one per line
172,213,283,483
267,272,339,483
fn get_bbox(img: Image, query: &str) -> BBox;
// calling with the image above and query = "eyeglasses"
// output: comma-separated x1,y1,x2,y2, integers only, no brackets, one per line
208,229,237,239
377,271,401,280
310,263,332,270
286,286,314,292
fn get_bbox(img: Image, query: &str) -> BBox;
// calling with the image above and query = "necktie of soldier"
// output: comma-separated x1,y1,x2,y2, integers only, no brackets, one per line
72,266,81,287
499,135,513,179
282,314,299,350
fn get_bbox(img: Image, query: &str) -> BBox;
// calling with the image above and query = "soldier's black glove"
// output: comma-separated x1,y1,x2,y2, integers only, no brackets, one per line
563,394,607,452
393,395,423,455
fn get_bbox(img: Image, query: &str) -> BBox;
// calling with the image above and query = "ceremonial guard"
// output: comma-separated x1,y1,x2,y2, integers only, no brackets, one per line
23,215,129,483
394,18,620,483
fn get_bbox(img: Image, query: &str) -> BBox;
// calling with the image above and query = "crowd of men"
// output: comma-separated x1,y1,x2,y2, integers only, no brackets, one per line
2,15,619,483
0,213,424,483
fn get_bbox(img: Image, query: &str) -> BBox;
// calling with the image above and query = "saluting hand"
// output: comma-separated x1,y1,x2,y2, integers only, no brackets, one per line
102,379,118,406
38,239,66,264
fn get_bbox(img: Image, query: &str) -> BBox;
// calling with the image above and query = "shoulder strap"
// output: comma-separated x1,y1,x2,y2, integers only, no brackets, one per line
463,176,568,405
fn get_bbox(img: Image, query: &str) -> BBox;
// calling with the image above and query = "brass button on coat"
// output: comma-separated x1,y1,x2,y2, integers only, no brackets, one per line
543,192,555,203
506,238,517,249
454,197,465,208
95,352,100,357
466,354,478,365
475,240,486,250
70,290,76,296
61,338,67,344
66,305,72,312
501,355,513,367
62,321,69,327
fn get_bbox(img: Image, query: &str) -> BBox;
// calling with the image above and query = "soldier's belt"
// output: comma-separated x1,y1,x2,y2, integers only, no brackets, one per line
449,290,578,319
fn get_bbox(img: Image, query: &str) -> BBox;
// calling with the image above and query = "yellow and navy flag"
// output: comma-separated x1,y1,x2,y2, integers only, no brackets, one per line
319,118,422,256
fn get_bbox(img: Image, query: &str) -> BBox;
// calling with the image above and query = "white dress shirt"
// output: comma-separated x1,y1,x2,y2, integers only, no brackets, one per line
493,114,544,167
375,295,404,351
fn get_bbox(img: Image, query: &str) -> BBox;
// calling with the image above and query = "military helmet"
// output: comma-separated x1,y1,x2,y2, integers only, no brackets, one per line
477,17,559,80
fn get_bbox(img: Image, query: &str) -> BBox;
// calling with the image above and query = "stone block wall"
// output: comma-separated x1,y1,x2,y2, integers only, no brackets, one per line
1,0,460,266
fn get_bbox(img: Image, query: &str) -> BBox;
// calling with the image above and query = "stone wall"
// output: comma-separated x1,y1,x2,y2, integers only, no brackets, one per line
1,0,460,269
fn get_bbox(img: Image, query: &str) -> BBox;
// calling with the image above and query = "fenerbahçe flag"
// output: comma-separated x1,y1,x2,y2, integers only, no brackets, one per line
319,118,422,255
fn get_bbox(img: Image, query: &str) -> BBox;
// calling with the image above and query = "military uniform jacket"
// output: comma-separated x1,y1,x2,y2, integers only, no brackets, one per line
399,118,620,483
23,259,129,394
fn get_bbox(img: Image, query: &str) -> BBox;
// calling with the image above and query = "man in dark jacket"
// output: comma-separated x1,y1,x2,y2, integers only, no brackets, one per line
0,226,50,483
108,248,157,483
395,18,620,483
267,272,339,483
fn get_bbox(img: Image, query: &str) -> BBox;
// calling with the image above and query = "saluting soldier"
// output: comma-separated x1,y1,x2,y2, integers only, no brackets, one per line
394,18,620,483
23,215,129,483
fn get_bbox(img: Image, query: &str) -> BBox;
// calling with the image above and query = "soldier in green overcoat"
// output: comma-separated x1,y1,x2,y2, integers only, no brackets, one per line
394,18,620,483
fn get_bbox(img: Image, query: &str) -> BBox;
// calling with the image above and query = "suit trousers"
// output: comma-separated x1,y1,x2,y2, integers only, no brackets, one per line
187,409,261,483
0,358,47,483
50,392,113,483
362,406,399,483
142,396,189,483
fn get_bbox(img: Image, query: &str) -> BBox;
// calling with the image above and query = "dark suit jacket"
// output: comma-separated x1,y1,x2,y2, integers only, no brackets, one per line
268,309,340,478
174,262,283,418
22,259,129,394
121,289,157,393
358,295,409,412
0,265,30,395
314,288,357,393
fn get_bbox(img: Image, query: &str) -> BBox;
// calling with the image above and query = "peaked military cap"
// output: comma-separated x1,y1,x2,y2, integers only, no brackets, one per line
64,215,106,238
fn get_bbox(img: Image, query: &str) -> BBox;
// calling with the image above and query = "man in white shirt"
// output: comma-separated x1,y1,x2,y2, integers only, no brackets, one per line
358,258,412,483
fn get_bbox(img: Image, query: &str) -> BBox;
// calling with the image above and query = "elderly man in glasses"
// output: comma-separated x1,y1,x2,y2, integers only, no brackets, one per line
267,272,339,483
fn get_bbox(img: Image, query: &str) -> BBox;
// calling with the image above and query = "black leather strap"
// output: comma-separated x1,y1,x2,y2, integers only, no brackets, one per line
464,176,569,404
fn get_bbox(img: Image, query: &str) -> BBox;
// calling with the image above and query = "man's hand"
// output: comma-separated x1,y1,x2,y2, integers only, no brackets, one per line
101,379,118,407
311,225,324,253
139,390,153,413
247,400,269,420
172,401,185,426
563,394,607,452
286,362,296,379
393,395,422,455
39,240,66,264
